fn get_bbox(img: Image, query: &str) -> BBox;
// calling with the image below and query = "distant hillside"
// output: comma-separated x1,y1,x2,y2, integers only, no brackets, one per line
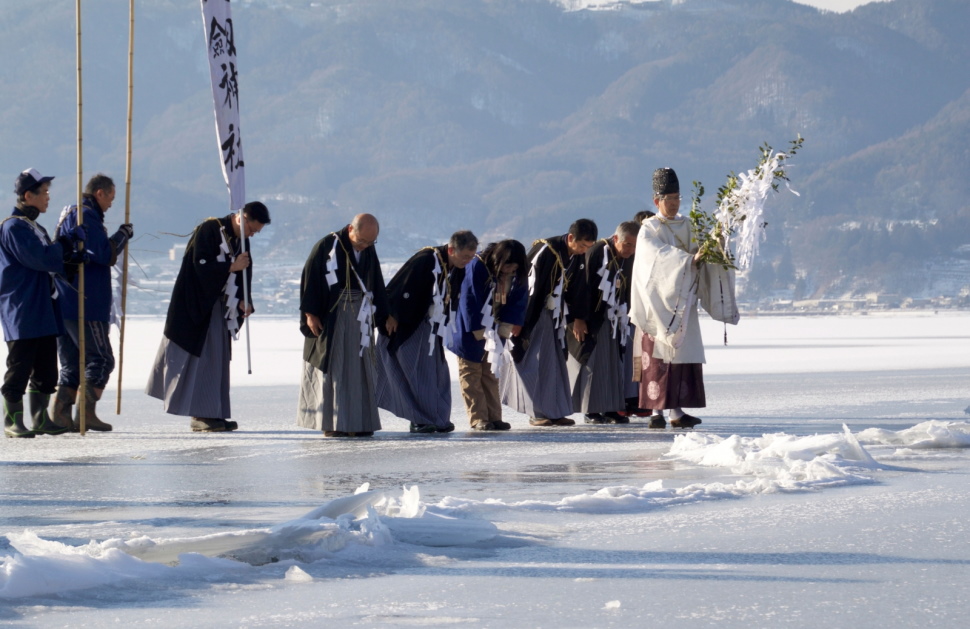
1,0,967,300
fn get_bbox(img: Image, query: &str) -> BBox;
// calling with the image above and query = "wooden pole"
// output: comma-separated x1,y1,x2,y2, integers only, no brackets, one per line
76,0,87,435
116,0,134,414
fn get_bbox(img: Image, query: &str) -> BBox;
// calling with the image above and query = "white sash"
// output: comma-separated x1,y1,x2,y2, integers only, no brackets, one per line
215,226,242,339
426,251,455,356
528,244,567,347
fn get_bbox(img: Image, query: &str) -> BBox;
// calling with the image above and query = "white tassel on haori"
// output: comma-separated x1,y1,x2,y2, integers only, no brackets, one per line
323,238,340,288
480,286,510,376
216,227,242,339
527,243,567,347
551,274,567,347
427,254,454,356
348,262,376,357
527,245,541,295
324,234,375,357
597,251,630,345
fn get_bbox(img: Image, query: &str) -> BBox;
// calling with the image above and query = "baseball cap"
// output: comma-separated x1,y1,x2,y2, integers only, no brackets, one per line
15,168,55,196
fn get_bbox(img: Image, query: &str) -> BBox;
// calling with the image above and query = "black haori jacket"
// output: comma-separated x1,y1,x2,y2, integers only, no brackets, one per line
519,234,587,344
299,226,389,373
164,215,252,357
566,238,625,363
378,245,465,355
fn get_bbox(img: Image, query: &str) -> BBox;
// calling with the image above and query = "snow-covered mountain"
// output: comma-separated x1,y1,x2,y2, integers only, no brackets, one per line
0,0,967,299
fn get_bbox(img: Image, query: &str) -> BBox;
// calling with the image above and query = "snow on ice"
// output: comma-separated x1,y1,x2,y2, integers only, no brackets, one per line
1,312,968,626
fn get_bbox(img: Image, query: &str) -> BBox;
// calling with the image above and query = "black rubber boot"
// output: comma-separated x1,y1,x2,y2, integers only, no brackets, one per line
28,389,69,435
52,386,78,432
73,384,113,432
4,397,35,438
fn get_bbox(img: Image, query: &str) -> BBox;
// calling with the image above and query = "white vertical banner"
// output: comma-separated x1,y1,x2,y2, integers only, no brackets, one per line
201,0,245,211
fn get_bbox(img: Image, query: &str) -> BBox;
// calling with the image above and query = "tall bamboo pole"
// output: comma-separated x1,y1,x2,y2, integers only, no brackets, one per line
116,0,135,413
76,0,88,435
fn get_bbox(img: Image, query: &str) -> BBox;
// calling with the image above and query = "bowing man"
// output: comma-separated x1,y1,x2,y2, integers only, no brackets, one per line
500,219,597,427
567,221,639,424
374,230,478,434
298,213,390,438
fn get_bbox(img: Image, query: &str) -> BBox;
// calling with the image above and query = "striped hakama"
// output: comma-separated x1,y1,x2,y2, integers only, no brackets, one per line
639,332,706,410
146,302,231,418
297,291,382,433
500,310,572,420
568,325,625,414
374,318,451,428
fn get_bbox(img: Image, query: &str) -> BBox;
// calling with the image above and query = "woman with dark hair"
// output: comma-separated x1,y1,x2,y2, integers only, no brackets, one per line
447,240,528,431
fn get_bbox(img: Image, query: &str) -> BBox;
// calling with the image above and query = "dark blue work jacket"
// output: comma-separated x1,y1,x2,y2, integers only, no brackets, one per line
447,255,527,363
0,207,66,341
54,197,115,322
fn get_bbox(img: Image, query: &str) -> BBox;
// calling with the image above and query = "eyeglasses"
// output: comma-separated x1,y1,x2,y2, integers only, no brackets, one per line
245,219,263,235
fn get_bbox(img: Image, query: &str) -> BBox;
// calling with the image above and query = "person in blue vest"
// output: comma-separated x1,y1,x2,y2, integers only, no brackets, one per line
53,174,133,432
1,169,87,438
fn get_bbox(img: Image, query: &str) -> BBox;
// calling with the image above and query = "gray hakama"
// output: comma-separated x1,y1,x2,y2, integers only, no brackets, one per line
297,291,382,433
145,302,231,418
568,326,625,414
374,318,451,428
500,310,572,419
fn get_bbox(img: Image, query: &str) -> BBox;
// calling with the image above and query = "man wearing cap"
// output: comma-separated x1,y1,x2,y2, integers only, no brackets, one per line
52,174,134,432
1,169,87,438
630,167,738,429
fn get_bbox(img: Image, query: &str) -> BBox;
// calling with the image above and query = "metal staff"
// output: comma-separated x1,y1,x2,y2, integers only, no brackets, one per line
116,0,135,413
239,206,252,374
76,0,87,435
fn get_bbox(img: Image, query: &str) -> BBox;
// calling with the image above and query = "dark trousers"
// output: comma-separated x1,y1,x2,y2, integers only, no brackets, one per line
58,319,115,390
3,335,58,402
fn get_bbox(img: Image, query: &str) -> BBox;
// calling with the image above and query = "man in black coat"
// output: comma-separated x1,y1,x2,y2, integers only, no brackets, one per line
566,221,639,424
501,218,597,427
374,230,478,433
297,213,390,437
145,202,270,432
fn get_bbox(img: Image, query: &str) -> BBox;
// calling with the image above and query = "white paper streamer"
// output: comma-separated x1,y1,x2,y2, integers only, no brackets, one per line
479,286,512,376
426,253,454,356
528,242,568,347
324,234,375,356
216,226,241,339
597,250,619,338
712,150,796,271
324,238,339,289
348,260,375,357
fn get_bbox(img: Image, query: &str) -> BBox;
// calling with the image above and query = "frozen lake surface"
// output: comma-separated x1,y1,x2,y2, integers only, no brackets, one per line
2,312,969,627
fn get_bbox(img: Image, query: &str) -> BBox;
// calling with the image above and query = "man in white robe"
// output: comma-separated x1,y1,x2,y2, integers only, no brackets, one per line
630,167,739,429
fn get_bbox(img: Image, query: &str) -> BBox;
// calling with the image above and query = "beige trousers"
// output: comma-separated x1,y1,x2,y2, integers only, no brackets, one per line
458,356,503,426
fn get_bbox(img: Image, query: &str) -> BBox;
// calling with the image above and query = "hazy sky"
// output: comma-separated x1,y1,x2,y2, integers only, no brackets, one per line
792,0,892,12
